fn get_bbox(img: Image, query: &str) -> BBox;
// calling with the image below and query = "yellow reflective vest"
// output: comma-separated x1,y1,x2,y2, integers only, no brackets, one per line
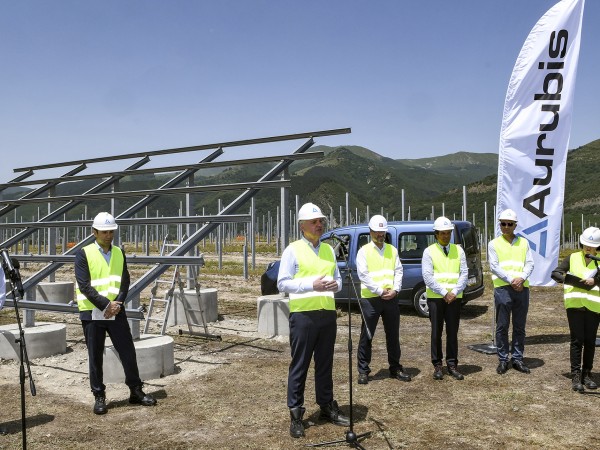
360,242,396,298
564,251,600,312
75,243,124,311
426,244,463,299
490,236,530,288
288,240,336,313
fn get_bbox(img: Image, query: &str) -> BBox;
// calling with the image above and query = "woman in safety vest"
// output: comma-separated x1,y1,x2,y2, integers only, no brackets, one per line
551,226,600,392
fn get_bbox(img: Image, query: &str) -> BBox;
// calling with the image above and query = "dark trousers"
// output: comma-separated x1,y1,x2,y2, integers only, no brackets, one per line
427,297,461,366
287,310,337,409
357,296,401,374
566,307,600,373
494,286,529,363
82,313,142,396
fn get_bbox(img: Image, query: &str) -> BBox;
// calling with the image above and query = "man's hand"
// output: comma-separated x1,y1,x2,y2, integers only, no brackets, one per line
444,292,457,304
313,275,338,292
381,289,397,300
511,277,525,292
104,301,123,319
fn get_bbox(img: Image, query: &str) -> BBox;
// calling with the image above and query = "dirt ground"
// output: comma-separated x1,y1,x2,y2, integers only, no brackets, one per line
1,267,600,449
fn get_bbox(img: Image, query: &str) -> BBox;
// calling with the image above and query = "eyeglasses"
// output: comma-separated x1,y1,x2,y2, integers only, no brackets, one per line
500,222,516,227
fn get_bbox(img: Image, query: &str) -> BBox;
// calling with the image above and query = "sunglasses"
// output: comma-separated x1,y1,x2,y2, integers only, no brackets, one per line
500,222,516,227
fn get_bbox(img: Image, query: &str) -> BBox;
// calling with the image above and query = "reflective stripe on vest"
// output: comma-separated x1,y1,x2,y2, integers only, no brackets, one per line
360,242,396,298
490,236,530,288
75,243,124,311
426,244,463,299
288,240,336,313
564,252,600,312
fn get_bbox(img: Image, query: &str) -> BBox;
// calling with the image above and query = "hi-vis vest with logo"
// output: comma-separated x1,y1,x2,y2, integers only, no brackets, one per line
360,242,396,298
426,244,463,299
490,236,530,288
564,251,600,312
75,243,124,311
288,240,336,313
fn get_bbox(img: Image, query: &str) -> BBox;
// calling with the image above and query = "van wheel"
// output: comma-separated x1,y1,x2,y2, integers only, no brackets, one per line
413,286,429,318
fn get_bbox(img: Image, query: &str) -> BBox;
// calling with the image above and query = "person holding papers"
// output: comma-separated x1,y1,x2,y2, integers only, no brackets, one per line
551,227,600,392
75,212,157,414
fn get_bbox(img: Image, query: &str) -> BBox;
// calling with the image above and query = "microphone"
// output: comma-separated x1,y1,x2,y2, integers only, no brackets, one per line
0,248,15,274
0,249,25,299
585,254,600,262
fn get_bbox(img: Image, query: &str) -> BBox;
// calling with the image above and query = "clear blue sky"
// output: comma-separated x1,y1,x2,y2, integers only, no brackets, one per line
1,0,598,183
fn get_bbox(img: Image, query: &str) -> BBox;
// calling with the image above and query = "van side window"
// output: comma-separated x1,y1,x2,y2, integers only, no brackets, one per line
398,232,435,261
323,234,351,262
358,233,391,250
459,226,479,257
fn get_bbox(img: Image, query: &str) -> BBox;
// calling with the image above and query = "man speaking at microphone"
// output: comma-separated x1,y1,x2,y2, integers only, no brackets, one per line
356,214,409,385
277,202,349,439
75,212,156,415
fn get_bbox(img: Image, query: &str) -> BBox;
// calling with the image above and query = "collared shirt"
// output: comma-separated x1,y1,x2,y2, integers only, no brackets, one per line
488,235,534,284
356,242,403,296
277,235,342,294
421,242,468,297
95,241,112,264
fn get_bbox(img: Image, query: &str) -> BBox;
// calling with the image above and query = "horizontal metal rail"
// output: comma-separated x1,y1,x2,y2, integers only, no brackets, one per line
0,214,251,229
13,128,350,173
1,151,324,188
3,299,145,319
0,179,290,206
13,255,206,265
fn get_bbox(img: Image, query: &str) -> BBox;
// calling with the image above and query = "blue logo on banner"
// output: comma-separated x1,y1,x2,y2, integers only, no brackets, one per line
518,219,548,257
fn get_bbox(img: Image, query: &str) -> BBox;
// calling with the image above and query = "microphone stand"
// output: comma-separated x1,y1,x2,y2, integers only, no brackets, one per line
308,237,372,449
3,266,36,450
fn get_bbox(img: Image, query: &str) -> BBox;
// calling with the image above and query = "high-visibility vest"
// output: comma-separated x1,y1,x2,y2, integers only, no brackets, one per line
490,236,530,288
288,240,336,313
564,251,600,312
75,243,124,312
360,242,396,298
426,244,463,299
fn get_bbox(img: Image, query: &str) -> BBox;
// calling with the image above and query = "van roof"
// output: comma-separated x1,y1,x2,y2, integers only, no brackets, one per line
330,220,473,233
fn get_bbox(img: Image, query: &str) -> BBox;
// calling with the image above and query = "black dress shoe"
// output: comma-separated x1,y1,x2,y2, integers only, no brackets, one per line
447,365,464,380
319,400,350,427
93,396,108,415
289,407,305,438
390,368,412,382
583,371,597,389
433,365,444,380
511,360,530,374
572,372,584,393
497,361,509,374
358,373,369,385
129,386,157,406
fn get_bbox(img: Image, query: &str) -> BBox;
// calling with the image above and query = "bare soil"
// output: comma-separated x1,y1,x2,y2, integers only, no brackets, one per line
1,267,599,449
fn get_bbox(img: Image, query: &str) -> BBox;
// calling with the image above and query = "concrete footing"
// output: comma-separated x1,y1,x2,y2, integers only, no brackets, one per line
0,322,67,359
36,281,75,304
168,288,218,327
103,334,175,383
257,294,289,337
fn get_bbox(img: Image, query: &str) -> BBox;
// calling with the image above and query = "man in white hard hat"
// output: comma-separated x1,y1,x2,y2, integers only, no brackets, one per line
277,202,349,439
489,209,534,375
422,216,468,381
356,214,410,385
75,212,157,415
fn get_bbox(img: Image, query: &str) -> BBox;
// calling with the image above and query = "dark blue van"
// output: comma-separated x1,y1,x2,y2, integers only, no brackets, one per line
320,220,485,317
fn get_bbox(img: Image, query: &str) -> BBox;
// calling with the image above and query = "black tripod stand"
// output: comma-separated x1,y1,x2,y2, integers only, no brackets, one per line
308,235,372,449
1,251,36,450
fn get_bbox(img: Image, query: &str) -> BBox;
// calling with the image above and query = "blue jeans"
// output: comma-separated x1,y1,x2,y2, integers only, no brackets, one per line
494,286,529,363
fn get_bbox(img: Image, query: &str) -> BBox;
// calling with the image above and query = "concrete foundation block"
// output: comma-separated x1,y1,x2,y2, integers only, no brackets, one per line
36,281,75,304
167,288,218,327
0,322,67,360
103,334,174,383
257,294,289,337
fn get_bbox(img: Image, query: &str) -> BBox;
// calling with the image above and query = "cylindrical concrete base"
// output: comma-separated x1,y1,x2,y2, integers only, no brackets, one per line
0,322,67,360
36,281,75,304
103,334,175,383
257,294,289,337
168,288,218,327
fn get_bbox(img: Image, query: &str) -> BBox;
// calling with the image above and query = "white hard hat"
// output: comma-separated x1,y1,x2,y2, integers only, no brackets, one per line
368,215,388,232
92,212,118,231
433,216,454,231
498,209,518,222
297,203,326,222
580,227,600,248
